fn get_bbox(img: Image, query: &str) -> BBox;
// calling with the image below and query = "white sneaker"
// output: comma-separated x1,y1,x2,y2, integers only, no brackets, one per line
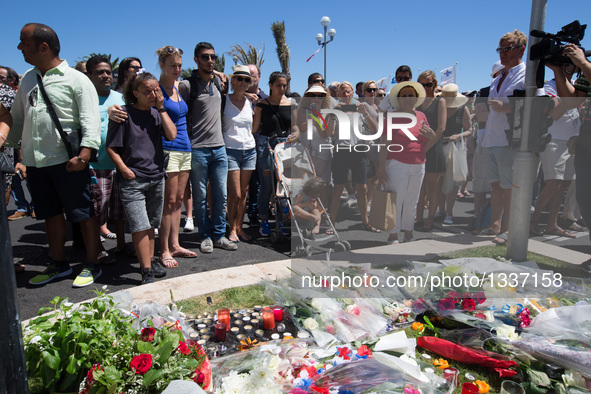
443,216,453,225
184,217,194,232
200,238,213,254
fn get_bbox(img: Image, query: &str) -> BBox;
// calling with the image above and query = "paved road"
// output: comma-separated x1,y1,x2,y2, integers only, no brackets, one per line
6,184,591,320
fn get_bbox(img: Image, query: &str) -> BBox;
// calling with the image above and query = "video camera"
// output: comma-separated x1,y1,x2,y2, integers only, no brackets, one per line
530,20,588,66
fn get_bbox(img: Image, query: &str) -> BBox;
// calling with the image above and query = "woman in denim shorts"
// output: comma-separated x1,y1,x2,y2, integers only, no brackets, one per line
106,73,177,284
222,65,256,242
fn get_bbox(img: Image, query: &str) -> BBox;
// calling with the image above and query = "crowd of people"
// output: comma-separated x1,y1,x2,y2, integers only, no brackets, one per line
2,23,591,287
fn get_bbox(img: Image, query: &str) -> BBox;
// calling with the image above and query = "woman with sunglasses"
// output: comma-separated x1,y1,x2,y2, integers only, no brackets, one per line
115,57,143,93
298,85,332,207
361,80,381,209
377,82,436,244
223,65,256,243
155,46,197,268
328,81,379,233
415,70,447,232
252,71,299,237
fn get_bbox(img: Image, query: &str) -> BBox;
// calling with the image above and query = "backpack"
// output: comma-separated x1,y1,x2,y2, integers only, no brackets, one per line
185,71,226,129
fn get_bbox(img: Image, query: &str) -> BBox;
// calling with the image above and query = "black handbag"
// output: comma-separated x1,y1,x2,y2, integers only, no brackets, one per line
36,74,97,162
0,150,14,173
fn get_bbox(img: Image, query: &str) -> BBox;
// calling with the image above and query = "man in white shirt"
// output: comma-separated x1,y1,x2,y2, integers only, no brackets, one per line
479,29,526,245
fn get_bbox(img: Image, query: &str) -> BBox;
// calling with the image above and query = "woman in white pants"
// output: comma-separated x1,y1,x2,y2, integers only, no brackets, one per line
377,81,436,244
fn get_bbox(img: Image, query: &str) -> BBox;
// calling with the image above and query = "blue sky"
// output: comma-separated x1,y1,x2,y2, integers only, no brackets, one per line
2,0,590,94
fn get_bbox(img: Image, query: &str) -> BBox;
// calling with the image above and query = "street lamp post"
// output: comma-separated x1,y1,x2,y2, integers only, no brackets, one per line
316,16,336,82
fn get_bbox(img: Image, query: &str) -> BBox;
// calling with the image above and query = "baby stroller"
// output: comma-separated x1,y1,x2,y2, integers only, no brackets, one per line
270,139,351,257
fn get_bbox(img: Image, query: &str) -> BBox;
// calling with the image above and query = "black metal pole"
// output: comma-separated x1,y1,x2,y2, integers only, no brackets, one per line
0,179,29,393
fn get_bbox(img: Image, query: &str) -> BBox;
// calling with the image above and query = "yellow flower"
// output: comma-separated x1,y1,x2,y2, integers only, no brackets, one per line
412,322,424,331
433,358,449,369
237,338,260,351
475,380,490,393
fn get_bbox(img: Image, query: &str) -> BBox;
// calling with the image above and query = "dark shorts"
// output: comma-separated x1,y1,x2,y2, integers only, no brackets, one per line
331,148,368,185
27,162,94,222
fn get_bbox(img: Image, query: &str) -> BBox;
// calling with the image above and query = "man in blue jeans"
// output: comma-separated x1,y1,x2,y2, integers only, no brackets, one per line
179,42,237,253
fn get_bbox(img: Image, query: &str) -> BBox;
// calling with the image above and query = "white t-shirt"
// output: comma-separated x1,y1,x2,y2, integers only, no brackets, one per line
544,80,580,141
222,96,255,150
481,62,526,148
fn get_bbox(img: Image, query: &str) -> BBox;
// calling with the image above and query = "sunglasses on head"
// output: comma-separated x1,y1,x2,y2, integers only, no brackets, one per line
421,82,434,88
234,76,252,83
199,54,218,61
365,88,378,93
165,46,183,55
396,76,410,82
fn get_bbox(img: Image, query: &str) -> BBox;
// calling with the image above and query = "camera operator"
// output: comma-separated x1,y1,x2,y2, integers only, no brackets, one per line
548,43,591,270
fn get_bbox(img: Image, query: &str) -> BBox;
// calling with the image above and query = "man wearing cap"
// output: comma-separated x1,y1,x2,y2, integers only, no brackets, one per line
179,42,237,254
479,29,526,245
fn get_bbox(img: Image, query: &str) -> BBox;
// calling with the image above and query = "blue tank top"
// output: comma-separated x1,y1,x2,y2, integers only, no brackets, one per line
160,85,191,152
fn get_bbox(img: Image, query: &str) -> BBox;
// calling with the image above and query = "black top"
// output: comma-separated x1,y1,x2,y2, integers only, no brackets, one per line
256,102,292,138
106,105,166,179
420,97,441,132
443,105,466,138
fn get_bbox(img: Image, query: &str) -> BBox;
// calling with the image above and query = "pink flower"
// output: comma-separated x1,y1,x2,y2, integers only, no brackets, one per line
325,324,336,335
347,304,361,316
404,384,421,394
290,389,309,394
412,298,428,311
438,298,455,311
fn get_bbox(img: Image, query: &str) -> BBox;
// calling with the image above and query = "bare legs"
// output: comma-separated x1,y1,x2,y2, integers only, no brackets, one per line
227,169,253,241
159,170,192,263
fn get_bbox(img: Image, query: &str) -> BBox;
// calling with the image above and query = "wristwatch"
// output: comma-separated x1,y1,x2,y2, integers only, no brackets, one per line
157,107,167,113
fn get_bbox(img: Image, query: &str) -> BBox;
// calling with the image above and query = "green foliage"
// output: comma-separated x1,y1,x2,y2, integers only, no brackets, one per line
79,53,120,71
24,288,208,393
271,20,291,92
228,43,265,70
176,284,275,315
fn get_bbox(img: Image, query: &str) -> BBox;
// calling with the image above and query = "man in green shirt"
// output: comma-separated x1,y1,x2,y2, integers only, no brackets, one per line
7,23,102,287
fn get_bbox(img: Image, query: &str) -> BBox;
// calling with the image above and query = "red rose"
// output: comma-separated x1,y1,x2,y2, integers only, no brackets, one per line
130,354,152,374
447,291,461,304
461,298,476,311
177,341,191,355
193,371,205,385
140,327,156,342
412,298,428,312
474,291,486,305
310,385,330,394
437,298,455,311
475,313,486,320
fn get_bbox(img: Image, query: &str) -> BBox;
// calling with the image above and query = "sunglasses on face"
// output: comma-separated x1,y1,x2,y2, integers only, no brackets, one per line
378,93,386,97
313,79,325,85
421,82,434,88
396,76,410,82
199,54,218,62
307,94,325,98
234,76,252,83
365,88,378,93
129,65,141,71
496,46,522,53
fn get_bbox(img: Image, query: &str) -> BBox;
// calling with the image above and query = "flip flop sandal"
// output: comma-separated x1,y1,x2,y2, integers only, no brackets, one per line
160,257,178,268
362,223,381,233
101,232,117,239
545,227,576,238
171,249,198,258
492,232,509,246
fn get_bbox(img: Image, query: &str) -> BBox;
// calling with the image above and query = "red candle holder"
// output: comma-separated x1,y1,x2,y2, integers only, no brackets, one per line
262,307,275,330
218,309,231,332
461,383,479,394
215,323,227,342
273,307,283,322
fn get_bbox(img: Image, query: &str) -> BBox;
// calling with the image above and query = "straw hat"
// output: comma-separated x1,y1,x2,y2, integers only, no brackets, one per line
388,81,426,109
441,84,469,108
230,65,251,78
304,85,328,96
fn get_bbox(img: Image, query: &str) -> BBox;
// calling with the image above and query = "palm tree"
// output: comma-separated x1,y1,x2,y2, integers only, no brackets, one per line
228,43,264,70
271,21,291,93
80,53,120,71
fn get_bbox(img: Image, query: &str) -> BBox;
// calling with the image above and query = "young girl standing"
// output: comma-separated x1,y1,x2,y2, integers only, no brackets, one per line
106,73,176,284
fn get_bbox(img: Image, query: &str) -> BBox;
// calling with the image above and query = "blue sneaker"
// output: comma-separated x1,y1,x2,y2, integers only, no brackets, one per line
280,223,291,236
259,220,271,236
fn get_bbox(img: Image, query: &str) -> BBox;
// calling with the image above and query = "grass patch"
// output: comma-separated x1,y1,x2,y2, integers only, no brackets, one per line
439,245,585,276
175,284,274,316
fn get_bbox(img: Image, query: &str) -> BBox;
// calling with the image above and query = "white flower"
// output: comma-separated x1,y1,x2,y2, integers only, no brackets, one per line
495,324,520,341
102,285,108,290
303,318,319,331
483,310,495,321
311,298,322,310
562,370,587,388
